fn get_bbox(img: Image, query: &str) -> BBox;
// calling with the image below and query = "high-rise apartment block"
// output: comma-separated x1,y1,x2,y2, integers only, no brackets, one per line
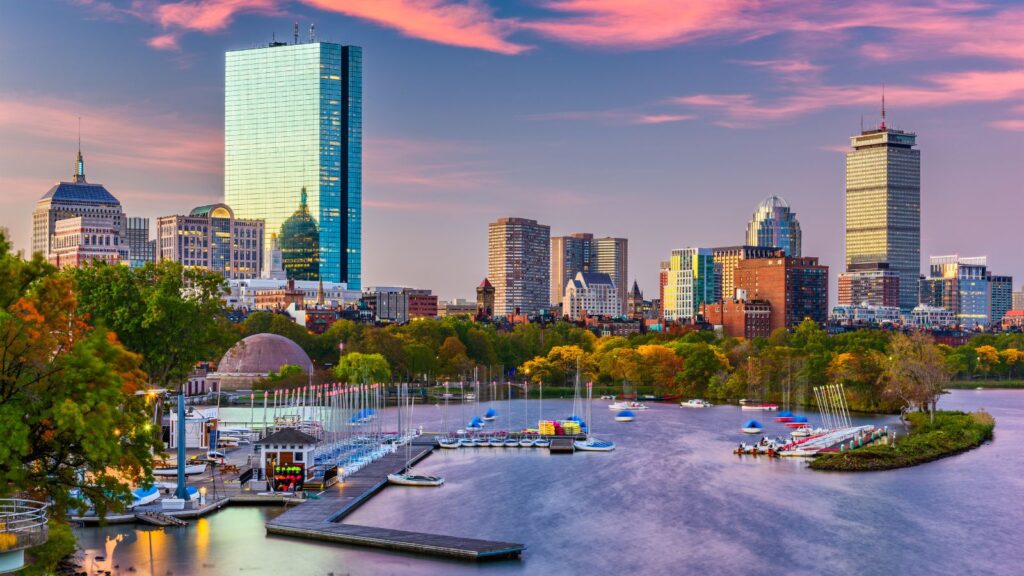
837,263,901,307
711,245,779,303
988,274,1013,325
225,39,362,287
919,255,990,328
845,112,920,310
126,217,155,268
734,254,829,331
746,196,801,257
33,150,125,259
551,233,627,314
488,217,550,317
663,248,715,323
1013,289,1024,312
156,204,264,279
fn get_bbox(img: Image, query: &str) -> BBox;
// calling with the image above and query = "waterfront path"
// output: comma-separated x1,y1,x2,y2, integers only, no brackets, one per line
265,440,526,561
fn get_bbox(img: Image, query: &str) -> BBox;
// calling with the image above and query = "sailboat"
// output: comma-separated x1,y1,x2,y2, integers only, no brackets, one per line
575,381,616,452
388,383,444,486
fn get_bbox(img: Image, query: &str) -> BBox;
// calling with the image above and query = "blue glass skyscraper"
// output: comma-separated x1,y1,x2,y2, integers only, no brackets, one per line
225,39,362,288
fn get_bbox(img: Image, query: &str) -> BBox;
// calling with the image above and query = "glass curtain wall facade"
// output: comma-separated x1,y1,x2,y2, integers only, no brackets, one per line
845,127,920,310
225,41,361,287
745,196,801,257
664,248,714,322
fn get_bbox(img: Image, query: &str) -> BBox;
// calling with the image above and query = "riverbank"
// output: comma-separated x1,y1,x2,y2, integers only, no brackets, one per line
949,380,1024,389
809,410,995,471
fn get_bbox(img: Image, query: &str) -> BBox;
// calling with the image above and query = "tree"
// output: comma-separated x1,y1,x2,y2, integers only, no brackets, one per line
881,332,951,423
676,343,729,397
634,345,683,393
71,260,236,389
333,352,391,383
437,336,472,378
0,235,157,570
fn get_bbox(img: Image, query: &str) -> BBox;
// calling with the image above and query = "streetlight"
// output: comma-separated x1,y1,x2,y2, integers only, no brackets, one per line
199,486,207,506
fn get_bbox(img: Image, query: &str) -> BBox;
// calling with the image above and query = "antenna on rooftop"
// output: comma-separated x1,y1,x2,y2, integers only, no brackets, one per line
294,21,299,44
880,84,887,130
310,23,316,43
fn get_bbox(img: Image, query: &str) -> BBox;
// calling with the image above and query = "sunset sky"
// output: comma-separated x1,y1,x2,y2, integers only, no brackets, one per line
2,1,1023,300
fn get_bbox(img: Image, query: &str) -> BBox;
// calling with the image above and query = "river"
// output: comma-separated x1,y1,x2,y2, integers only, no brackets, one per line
73,389,1022,575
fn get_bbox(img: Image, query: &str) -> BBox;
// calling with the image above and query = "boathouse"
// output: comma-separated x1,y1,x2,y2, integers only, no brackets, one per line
256,428,318,491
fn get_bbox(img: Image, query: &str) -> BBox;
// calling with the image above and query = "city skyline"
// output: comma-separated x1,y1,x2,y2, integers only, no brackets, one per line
3,2,1024,300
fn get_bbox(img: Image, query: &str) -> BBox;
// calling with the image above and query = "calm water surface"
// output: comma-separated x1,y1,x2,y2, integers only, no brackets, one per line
74,390,1023,576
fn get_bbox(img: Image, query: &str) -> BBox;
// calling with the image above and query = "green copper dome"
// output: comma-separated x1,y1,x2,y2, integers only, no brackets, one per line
279,188,319,280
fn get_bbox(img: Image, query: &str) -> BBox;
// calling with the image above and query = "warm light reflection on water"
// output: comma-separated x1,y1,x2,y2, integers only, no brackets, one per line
74,391,1023,575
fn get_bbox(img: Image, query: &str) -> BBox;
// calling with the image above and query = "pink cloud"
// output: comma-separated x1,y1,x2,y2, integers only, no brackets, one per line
0,95,222,175
633,114,694,125
302,0,529,55
736,59,824,75
152,0,281,32
673,69,1024,126
990,119,1024,131
528,109,692,125
147,33,180,50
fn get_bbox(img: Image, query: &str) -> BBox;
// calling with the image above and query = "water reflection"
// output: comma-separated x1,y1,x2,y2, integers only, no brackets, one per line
75,391,1022,575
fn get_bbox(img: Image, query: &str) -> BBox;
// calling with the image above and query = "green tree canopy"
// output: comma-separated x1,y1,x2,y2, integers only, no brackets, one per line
333,352,391,383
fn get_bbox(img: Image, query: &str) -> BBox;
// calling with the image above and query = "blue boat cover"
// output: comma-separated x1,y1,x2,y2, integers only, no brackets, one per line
617,410,635,417
743,420,763,428
778,410,794,417
793,416,809,423
484,408,496,417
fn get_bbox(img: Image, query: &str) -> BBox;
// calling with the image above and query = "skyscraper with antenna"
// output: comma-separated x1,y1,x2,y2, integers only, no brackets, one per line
844,89,921,310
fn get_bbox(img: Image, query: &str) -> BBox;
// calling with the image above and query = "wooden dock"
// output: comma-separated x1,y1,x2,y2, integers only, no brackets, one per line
265,442,525,561
548,437,576,453
135,511,189,527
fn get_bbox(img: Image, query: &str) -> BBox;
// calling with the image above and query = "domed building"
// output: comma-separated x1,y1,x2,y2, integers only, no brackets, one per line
279,188,319,281
208,333,314,391
746,195,802,257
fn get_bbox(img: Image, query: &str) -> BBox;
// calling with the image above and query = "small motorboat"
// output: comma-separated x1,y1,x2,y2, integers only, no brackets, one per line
458,438,475,448
614,410,635,422
503,438,519,448
387,473,444,487
519,437,535,447
608,401,647,411
533,438,551,448
129,485,160,509
473,437,490,447
467,416,485,430
785,416,810,428
489,437,504,447
680,399,713,408
741,420,763,434
790,426,813,438
438,437,460,449
482,408,497,421
574,438,616,451
599,395,616,400
153,462,207,476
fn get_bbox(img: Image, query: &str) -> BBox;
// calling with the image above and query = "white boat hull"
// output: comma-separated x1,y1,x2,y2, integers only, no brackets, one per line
153,463,207,476
387,473,444,487
614,416,635,422
741,427,763,434
608,403,647,411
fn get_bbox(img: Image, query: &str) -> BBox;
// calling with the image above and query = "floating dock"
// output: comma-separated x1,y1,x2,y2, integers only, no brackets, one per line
265,439,526,561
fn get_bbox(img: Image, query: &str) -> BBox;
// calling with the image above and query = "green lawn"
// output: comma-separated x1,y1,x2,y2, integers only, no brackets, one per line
810,410,995,472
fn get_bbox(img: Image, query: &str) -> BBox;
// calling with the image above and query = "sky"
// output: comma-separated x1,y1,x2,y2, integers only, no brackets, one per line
1,0,1023,302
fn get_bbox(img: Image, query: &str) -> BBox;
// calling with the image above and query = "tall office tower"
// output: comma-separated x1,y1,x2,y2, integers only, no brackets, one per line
837,263,901,307
663,248,715,323
919,255,990,328
33,149,124,258
745,196,801,257
845,103,920,310
126,217,155,268
488,217,550,317
225,38,362,287
987,274,1013,325
47,216,127,269
658,260,669,321
734,254,829,331
550,233,627,314
156,204,264,279
711,245,779,302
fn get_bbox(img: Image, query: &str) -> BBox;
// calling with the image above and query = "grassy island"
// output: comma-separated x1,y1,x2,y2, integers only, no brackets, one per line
810,410,995,472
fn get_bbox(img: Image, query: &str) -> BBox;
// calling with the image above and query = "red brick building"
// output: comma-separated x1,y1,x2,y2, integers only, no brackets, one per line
837,264,900,307
701,300,772,339
734,255,828,331
408,291,439,319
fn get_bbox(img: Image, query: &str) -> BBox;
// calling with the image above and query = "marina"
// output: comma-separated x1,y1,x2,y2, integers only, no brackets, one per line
71,390,1018,575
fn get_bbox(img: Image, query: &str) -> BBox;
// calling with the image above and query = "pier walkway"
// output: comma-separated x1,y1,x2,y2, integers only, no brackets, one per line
265,440,525,561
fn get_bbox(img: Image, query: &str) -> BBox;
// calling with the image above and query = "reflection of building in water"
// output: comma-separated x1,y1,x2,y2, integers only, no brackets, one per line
279,189,320,280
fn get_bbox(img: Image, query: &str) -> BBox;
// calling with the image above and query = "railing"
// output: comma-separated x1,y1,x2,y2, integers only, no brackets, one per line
0,499,49,553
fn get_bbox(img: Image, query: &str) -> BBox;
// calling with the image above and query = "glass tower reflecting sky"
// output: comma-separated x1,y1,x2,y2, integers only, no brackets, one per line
225,40,361,287
845,123,920,310
746,195,801,257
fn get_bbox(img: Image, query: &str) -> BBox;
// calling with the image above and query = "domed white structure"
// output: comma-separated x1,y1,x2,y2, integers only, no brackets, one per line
208,333,314,391
746,195,802,257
